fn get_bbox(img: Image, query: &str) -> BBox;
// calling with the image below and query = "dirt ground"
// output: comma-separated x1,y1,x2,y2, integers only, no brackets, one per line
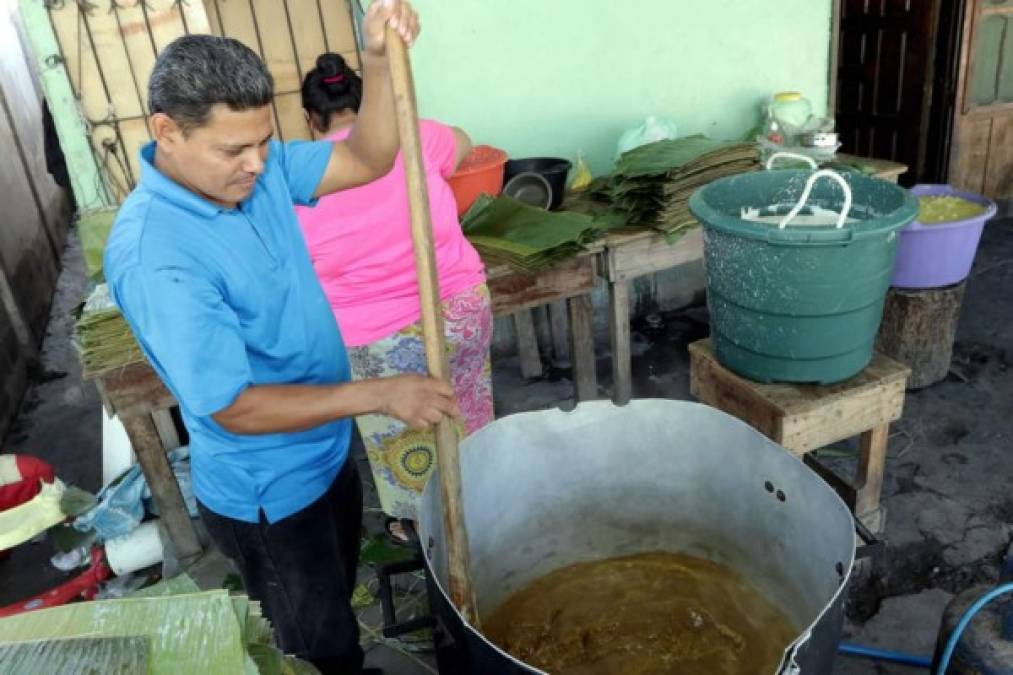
2,217,1011,673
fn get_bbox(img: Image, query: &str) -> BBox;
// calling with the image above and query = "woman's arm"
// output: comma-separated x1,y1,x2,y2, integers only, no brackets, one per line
452,127,473,170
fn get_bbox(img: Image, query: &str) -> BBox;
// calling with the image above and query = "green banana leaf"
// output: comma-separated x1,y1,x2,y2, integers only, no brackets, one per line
462,194,621,272
0,590,247,673
0,636,148,675
592,136,760,235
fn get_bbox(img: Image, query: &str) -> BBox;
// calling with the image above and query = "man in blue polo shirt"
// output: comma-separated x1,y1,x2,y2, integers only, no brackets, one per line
104,3,450,673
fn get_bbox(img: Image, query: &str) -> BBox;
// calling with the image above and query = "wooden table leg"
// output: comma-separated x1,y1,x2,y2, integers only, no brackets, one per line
855,424,889,531
548,300,571,366
532,305,554,356
568,294,597,401
121,413,202,561
151,409,181,451
512,310,543,379
608,279,632,405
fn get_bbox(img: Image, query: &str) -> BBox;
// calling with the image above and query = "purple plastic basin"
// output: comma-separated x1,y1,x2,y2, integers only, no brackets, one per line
891,184,996,289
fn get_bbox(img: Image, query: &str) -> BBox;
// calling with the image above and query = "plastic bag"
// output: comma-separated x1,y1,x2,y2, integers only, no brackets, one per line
74,446,196,542
756,135,840,166
570,151,593,191
0,479,66,549
78,208,118,281
616,116,679,160
51,546,91,571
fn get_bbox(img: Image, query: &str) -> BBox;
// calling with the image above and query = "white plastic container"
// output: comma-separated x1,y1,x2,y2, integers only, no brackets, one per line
105,520,165,575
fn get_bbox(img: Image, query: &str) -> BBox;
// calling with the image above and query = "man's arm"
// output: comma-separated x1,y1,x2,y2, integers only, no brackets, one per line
111,265,458,437
213,374,459,435
313,0,420,197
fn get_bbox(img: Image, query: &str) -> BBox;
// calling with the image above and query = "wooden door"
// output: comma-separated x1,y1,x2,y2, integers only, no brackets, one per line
835,0,942,184
921,0,966,185
948,0,1013,199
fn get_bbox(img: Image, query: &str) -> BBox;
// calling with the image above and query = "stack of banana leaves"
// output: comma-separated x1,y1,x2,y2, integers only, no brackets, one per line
73,284,144,377
462,193,623,273
592,135,760,239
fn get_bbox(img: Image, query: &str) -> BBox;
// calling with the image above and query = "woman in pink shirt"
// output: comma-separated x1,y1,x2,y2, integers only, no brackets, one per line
296,53,493,541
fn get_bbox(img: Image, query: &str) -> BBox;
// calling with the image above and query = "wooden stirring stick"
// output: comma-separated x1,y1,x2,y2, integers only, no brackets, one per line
384,26,482,628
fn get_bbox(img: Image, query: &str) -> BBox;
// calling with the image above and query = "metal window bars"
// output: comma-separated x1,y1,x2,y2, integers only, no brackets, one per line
43,0,362,202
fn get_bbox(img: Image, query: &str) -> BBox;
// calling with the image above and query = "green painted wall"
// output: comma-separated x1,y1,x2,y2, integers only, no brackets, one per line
409,0,833,174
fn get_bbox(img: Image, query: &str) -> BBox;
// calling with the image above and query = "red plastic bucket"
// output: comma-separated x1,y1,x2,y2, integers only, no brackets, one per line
447,145,507,216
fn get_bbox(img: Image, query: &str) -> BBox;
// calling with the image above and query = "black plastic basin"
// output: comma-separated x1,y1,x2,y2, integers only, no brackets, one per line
504,157,572,210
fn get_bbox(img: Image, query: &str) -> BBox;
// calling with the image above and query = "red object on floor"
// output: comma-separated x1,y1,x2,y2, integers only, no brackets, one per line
0,454,58,558
0,454,56,511
0,548,111,618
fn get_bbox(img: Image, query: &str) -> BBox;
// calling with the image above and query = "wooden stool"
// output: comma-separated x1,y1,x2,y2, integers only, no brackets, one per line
877,282,967,389
689,339,910,533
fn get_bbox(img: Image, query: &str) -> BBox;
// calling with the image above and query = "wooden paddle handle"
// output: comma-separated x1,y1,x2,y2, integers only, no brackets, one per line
385,26,481,628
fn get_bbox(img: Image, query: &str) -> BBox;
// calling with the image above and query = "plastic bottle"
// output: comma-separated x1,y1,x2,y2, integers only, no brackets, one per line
769,92,813,129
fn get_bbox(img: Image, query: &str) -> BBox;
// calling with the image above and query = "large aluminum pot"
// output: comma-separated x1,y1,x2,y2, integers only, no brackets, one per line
419,400,856,674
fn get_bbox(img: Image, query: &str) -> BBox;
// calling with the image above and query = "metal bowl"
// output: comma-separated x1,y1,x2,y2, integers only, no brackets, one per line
502,171,552,210
505,158,573,210
801,132,839,149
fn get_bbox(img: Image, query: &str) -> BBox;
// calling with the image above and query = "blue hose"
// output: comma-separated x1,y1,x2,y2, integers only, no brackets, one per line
837,642,932,668
935,582,1013,675
838,583,1013,672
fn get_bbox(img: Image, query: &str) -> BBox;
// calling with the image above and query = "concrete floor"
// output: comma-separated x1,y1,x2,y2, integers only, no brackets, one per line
2,218,1011,673
1,232,103,607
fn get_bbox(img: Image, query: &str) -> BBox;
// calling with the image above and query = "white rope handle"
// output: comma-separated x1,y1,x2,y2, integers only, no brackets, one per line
765,151,818,171
778,169,853,229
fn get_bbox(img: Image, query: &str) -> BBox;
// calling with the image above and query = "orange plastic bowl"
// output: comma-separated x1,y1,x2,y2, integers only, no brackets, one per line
447,145,508,216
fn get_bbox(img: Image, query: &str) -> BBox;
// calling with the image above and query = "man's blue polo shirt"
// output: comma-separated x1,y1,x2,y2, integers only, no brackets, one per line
105,140,351,523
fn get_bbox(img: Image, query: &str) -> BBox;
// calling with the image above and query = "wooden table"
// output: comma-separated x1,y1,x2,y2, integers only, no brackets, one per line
91,364,202,563
601,227,703,404
836,153,908,183
486,250,600,401
601,155,909,404
86,253,601,558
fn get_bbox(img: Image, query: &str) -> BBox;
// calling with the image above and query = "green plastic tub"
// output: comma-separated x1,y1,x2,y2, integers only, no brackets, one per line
689,168,918,384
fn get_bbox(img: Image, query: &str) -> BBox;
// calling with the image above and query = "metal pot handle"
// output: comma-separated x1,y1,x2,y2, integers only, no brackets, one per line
765,151,818,171
778,169,853,230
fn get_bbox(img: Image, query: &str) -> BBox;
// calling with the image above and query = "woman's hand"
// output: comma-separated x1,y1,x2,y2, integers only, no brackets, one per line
362,0,420,57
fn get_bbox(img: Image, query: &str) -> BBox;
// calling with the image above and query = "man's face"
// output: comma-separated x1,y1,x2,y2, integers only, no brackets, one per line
154,104,274,208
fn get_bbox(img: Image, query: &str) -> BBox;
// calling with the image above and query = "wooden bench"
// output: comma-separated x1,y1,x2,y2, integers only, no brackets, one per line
688,339,910,532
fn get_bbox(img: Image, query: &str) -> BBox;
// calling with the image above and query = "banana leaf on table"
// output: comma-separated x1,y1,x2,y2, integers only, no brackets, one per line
612,135,750,178
73,283,145,377
462,194,624,273
593,135,760,237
